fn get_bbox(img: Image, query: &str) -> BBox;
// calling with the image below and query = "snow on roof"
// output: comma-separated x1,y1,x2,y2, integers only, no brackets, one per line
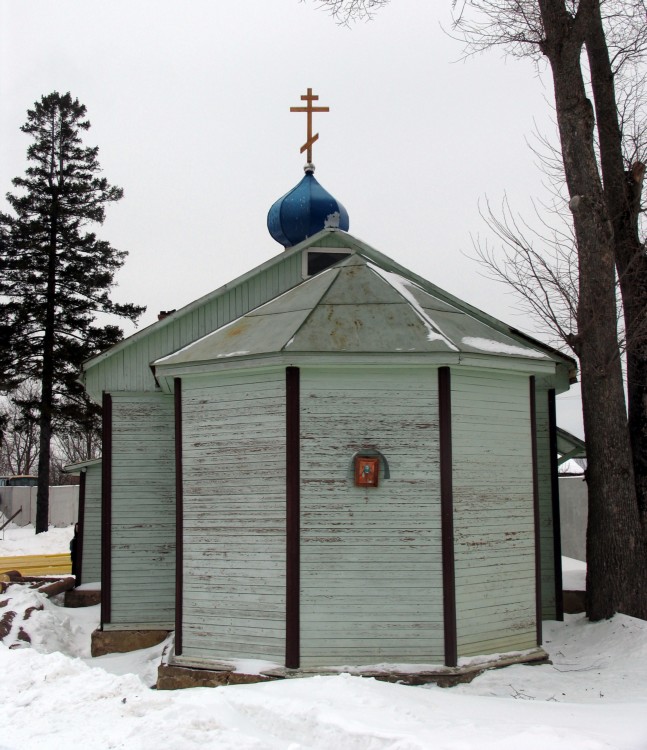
461,336,548,359
367,264,459,350
559,458,586,475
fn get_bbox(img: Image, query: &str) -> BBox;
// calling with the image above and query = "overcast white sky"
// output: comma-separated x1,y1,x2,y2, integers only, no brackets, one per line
0,0,583,435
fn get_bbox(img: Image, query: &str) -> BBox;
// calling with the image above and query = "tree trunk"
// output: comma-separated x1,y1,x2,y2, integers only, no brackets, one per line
539,0,647,619
585,3,647,525
621,163,647,526
35,196,58,534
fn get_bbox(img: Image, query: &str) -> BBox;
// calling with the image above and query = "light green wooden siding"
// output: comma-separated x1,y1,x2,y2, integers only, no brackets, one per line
300,366,444,667
310,233,352,249
451,369,536,657
81,463,102,585
110,393,175,627
181,370,286,662
536,389,557,619
83,252,304,398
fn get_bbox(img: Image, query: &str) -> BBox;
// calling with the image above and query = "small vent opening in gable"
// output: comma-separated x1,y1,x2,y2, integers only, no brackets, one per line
303,248,352,277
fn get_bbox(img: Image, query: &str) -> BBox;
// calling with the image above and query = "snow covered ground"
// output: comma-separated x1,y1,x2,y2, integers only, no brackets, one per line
0,522,73,555
1,526,645,749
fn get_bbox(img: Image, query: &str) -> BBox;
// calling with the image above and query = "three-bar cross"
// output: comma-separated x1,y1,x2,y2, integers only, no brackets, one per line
290,88,329,164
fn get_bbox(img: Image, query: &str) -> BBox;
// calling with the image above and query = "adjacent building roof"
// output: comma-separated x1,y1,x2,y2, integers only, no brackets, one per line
63,458,102,474
556,427,586,465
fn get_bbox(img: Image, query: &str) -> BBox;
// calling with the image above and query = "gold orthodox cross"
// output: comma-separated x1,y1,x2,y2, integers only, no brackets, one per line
290,88,329,163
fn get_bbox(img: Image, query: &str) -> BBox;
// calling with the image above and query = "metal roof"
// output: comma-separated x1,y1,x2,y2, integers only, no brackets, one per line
155,254,554,368
83,229,576,380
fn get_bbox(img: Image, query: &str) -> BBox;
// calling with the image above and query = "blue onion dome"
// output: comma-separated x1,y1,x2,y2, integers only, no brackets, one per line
267,165,350,248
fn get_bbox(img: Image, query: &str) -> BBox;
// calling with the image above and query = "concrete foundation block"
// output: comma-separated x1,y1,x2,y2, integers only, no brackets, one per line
156,648,549,690
157,664,275,690
563,589,586,614
65,589,101,607
91,628,169,657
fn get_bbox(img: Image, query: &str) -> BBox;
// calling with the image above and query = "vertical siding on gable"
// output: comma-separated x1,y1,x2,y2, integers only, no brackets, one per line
181,370,287,663
451,369,537,656
81,463,102,585
310,234,352,249
535,388,557,619
300,366,444,667
110,393,175,627
84,254,305,399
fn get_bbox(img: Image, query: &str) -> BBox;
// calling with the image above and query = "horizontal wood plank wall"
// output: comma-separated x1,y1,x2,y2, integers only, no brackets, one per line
535,387,557,620
110,393,176,627
299,366,443,667
84,252,304,397
82,463,102,585
451,369,536,657
180,370,286,663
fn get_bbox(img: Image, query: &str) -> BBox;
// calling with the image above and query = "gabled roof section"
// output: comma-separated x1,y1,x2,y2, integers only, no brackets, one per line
81,229,345,398
155,254,557,367
82,232,321,372
82,228,577,396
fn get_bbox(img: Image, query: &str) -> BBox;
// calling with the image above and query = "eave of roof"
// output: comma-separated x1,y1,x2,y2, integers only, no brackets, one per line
63,458,102,474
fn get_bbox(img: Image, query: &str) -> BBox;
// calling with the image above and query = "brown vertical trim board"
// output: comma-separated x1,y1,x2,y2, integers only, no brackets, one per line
174,378,184,655
285,366,301,669
76,470,86,587
548,389,564,621
438,366,457,667
529,377,542,645
101,392,113,626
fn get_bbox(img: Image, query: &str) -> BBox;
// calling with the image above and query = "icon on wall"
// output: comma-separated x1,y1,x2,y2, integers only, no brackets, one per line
354,456,379,487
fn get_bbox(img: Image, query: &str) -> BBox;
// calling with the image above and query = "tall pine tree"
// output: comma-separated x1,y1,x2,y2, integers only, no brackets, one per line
0,92,144,533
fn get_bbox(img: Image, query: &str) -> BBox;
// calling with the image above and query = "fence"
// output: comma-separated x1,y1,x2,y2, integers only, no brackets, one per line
0,485,79,528
558,475,588,562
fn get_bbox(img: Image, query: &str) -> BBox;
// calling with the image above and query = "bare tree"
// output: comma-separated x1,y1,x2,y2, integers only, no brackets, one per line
584,3,647,522
473,197,580,348
0,381,40,476
0,378,101,484
309,0,389,24
453,0,647,619
53,424,101,468
311,0,647,620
